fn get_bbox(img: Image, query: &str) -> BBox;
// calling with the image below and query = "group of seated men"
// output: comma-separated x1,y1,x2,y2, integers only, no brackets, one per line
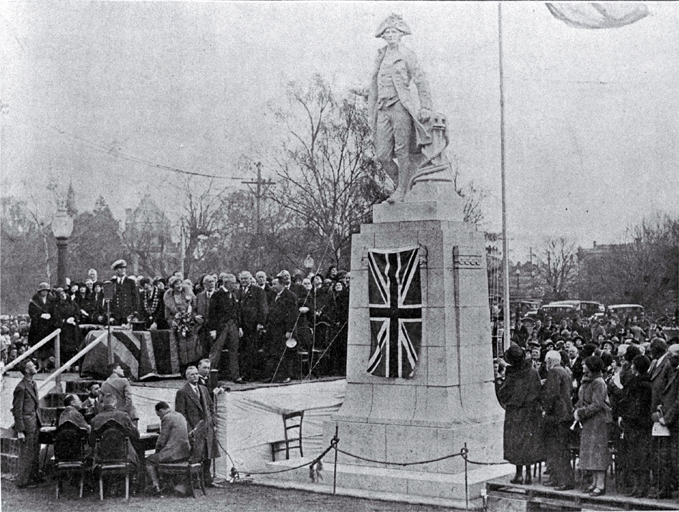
13,358,222,496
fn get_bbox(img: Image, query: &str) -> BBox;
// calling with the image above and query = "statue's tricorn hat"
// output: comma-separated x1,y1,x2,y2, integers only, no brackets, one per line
375,14,412,38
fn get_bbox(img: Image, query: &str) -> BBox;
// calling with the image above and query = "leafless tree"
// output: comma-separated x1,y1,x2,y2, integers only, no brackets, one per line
538,237,578,301
176,177,231,279
268,74,386,267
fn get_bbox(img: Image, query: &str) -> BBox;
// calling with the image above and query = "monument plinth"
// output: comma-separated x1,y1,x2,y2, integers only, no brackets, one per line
316,196,507,502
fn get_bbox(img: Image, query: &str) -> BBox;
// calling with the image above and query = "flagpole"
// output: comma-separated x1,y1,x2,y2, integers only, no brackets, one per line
498,2,511,352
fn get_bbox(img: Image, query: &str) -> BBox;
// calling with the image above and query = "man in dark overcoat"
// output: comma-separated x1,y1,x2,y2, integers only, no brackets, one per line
651,344,679,499
90,393,140,470
263,276,298,383
194,275,216,360
207,274,242,382
12,361,43,488
237,270,268,381
175,366,220,487
110,259,140,324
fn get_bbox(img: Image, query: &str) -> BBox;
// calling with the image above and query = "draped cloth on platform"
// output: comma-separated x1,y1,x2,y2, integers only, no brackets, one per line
80,330,181,380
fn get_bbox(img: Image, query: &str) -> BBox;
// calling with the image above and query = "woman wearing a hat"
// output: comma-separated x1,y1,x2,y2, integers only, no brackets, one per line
52,287,82,367
164,276,199,370
27,282,55,370
574,356,613,496
496,344,544,485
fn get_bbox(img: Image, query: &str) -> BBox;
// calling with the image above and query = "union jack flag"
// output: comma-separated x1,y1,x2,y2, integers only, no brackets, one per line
367,247,422,378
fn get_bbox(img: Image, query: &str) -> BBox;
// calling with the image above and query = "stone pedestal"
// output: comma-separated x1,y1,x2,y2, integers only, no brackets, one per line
321,189,507,501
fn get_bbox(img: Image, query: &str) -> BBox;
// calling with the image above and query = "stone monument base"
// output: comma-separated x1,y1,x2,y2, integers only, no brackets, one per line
257,456,512,509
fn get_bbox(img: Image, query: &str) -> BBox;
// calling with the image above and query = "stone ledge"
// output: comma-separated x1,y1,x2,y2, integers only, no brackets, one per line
252,477,482,510
258,457,513,502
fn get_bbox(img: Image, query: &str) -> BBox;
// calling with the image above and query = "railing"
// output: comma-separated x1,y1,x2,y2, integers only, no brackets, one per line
38,331,108,397
2,328,62,374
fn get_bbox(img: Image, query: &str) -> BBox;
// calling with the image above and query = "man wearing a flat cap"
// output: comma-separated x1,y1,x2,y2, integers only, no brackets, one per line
368,13,433,203
111,259,140,325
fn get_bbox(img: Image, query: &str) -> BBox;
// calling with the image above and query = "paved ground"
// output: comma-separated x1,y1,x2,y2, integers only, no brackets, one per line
1,478,448,512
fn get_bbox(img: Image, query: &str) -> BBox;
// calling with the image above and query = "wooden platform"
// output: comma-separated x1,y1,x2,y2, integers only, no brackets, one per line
486,478,679,511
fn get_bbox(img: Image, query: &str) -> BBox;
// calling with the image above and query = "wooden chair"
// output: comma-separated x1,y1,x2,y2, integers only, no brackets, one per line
92,421,136,500
54,421,90,499
156,421,206,498
270,411,304,461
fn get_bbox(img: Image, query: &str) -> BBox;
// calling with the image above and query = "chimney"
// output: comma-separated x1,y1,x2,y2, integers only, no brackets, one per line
593,241,597,248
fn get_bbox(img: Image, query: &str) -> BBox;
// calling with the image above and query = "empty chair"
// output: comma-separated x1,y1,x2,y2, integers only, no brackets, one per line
270,411,304,461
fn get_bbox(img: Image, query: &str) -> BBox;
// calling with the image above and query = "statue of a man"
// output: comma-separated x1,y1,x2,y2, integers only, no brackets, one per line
368,14,434,203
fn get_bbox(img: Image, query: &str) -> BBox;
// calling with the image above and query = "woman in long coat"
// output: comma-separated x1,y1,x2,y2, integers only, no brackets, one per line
164,277,199,369
496,344,544,484
52,288,81,365
575,355,612,496
28,283,55,369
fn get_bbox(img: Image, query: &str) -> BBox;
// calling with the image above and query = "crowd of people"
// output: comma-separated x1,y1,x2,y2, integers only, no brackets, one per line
495,317,679,500
12,358,224,496
15,259,351,383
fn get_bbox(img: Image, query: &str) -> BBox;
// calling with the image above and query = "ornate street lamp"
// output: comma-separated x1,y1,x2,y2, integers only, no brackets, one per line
303,254,315,274
52,207,74,288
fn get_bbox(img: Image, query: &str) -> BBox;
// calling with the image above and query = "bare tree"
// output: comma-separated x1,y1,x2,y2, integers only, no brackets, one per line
538,237,578,301
176,177,231,279
269,74,386,267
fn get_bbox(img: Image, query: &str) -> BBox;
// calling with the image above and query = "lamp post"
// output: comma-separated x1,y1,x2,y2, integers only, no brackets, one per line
51,207,73,389
303,254,315,276
515,268,521,293
52,207,74,288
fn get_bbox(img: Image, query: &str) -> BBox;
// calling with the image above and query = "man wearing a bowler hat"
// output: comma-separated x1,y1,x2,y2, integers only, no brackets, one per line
111,259,139,325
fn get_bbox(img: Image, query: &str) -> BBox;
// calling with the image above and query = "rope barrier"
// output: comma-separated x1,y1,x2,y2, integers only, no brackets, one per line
335,447,465,467
216,432,340,478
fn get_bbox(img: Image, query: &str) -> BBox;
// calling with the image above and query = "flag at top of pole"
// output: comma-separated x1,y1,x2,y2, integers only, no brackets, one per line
546,3,650,29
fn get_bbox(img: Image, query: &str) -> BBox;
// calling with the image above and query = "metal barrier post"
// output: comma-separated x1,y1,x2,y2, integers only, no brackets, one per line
464,442,469,510
333,425,339,495
54,331,61,390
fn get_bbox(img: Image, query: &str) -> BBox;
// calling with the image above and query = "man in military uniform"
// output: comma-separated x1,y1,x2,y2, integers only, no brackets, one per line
368,14,433,203
111,259,140,324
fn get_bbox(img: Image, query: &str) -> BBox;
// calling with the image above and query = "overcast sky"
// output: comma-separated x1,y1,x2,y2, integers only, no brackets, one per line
1,1,677,262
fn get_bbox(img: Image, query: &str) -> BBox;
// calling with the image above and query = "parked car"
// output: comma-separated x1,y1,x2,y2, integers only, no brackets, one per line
606,304,645,321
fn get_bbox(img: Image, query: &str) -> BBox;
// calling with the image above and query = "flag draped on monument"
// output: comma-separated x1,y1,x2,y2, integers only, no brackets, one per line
367,247,422,379
546,3,649,29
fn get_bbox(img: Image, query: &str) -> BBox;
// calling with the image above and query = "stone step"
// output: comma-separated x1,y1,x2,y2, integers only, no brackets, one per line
258,457,513,502
254,476,481,510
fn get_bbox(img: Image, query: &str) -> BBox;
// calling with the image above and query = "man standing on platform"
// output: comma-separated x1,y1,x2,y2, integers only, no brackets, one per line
255,271,276,306
194,275,216,360
175,366,221,488
237,271,268,381
541,350,575,491
207,274,242,383
12,361,43,489
100,362,139,427
110,259,140,325
263,276,298,383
